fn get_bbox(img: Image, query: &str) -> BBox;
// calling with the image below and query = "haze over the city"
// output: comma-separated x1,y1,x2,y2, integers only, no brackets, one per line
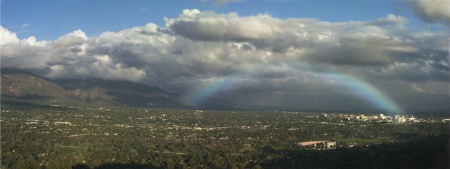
1,0,449,112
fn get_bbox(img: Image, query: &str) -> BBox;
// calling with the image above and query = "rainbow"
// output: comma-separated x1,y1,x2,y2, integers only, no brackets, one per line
188,76,240,106
187,67,264,106
320,73,401,113
186,64,401,114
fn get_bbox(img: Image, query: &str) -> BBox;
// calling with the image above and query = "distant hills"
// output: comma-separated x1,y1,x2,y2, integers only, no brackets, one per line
1,69,190,109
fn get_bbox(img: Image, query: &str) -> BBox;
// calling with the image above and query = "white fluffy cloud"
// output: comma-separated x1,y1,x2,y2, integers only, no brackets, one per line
1,9,448,111
0,27,147,82
0,26,20,45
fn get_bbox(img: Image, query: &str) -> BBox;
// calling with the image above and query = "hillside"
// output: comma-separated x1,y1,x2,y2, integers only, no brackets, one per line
1,69,188,108
1,69,72,102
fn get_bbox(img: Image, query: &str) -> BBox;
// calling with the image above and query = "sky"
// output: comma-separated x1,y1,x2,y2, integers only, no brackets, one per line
1,0,449,113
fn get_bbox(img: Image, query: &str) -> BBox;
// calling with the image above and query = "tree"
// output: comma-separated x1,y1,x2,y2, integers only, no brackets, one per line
165,157,175,169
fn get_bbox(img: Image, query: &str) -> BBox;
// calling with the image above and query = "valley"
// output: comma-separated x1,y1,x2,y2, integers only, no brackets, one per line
1,101,448,169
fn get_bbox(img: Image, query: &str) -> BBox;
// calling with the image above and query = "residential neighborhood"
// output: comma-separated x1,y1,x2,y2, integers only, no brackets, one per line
1,103,448,168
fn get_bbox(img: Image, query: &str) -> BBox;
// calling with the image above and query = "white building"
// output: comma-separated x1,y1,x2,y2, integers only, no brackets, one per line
299,141,337,149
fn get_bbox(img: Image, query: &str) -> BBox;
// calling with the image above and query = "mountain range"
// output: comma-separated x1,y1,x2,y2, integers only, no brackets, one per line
1,69,258,111
1,69,197,109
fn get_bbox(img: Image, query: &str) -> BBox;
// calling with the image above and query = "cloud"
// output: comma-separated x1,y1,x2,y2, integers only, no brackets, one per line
21,23,31,28
169,10,278,41
375,61,449,82
0,26,20,45
0,27,147,82
199,0,244,5
215,0,244,5
1,9,448,111
411,83,426,93
405,0,450,24
169,11,419,66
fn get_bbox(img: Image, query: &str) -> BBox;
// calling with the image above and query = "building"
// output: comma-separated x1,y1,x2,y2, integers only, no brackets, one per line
299,141,336,149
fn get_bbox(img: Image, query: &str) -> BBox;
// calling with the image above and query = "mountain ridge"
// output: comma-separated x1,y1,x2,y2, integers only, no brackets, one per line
1,69,190,109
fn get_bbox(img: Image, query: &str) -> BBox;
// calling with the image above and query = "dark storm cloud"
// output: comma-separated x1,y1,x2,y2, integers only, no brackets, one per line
368,59,449,83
